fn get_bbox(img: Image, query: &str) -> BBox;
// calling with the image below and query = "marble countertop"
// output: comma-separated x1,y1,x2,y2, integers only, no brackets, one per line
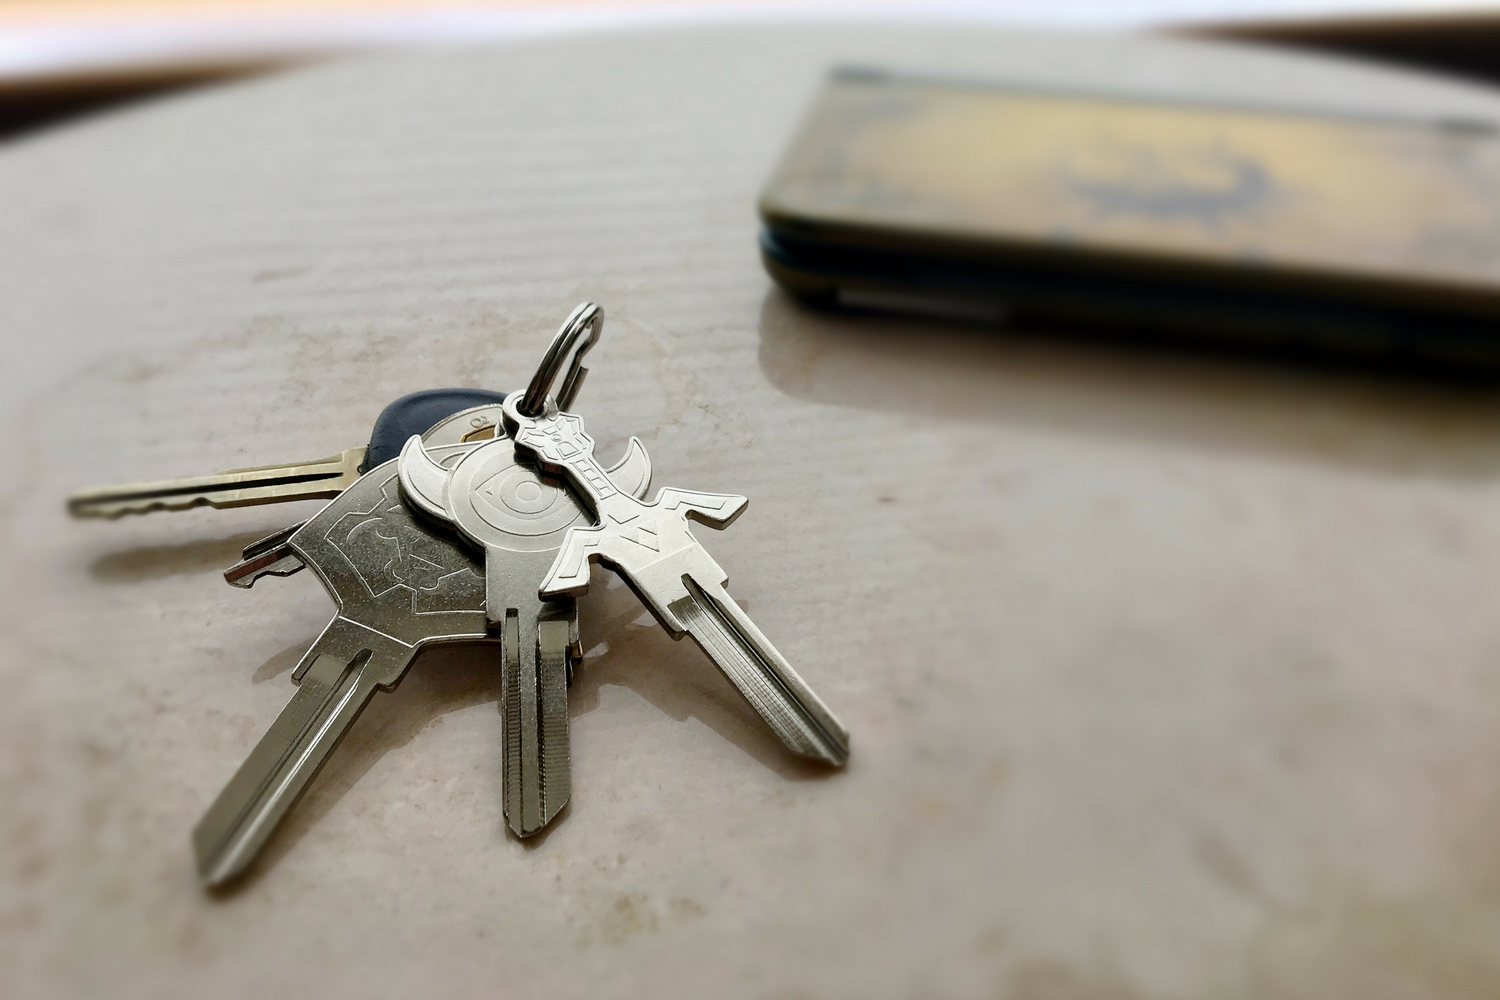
4,23,1500,999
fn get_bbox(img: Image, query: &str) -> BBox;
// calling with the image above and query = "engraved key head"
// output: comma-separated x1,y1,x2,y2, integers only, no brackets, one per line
287,444,491,649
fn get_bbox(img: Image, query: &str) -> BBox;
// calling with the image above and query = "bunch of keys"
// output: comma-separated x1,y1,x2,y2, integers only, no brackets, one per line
69,303,849,887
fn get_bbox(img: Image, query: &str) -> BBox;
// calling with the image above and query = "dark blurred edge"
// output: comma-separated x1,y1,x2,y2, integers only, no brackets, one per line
0,60,293,141
1190,12,1500,86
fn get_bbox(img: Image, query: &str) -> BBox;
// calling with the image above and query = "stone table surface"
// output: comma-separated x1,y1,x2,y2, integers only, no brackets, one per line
5,22,1500,1000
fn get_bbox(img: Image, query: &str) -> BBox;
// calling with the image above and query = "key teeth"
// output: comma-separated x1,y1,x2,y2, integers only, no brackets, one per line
222,523,308,589
66,450,363,519
223,553,306,590
70,496,208,519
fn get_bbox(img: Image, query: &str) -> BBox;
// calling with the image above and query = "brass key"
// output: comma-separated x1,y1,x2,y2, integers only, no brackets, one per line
66,388,509,519
67,449,367,518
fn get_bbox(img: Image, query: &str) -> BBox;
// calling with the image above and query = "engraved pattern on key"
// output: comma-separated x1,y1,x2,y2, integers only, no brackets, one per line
325,478,484,611
399,431,652,839
501,394,850,767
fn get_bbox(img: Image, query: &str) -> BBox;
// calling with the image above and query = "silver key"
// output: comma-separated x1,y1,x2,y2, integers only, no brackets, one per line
197,437,653,885
193,444,489,886
399,430,652,838
396,305,648,840
500,393,850,767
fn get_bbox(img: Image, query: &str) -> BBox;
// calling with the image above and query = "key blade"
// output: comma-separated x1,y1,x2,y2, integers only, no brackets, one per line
193,645,389,887
499,601,574,838
67,447,366,519
672,577,850,767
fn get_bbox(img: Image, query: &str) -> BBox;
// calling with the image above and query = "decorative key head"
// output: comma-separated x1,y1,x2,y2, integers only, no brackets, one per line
286,447,489,646
513,409,594,467
398,424,651,555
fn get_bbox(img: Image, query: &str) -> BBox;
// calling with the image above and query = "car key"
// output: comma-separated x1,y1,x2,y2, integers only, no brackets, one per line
66,388,511,519
500,389,850,767
197,437,653,885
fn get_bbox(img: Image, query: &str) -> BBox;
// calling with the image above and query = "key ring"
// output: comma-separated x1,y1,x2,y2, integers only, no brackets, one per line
519,302,603,417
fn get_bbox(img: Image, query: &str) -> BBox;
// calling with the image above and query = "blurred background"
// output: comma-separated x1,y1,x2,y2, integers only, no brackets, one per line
8,0,1500,139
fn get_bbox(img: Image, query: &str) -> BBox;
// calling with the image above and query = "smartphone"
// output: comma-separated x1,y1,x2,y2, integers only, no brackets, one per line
759,68,1500,373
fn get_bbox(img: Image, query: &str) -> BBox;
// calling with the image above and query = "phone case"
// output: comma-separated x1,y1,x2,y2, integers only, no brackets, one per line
760,68,1500,372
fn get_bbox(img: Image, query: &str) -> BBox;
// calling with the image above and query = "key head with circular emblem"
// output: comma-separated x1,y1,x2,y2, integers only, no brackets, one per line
398,425,653,556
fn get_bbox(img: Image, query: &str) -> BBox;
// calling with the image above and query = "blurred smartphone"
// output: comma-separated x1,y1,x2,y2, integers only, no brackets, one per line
759,68,1500,373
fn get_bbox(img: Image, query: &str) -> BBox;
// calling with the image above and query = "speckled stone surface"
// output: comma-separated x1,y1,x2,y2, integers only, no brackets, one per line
5,23,1500,999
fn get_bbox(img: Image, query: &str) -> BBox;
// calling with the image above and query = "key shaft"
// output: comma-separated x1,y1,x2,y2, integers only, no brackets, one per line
192,458,493,886
194,646,389,886
674,577,849,764
398,431,655,838
68,448,365,519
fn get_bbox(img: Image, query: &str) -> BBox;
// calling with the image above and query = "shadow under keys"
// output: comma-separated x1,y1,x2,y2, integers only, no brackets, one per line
89,530,281,584
572,576,838,783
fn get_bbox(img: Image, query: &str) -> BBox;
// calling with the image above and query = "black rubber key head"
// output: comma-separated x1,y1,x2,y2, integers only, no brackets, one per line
361,388,510,472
